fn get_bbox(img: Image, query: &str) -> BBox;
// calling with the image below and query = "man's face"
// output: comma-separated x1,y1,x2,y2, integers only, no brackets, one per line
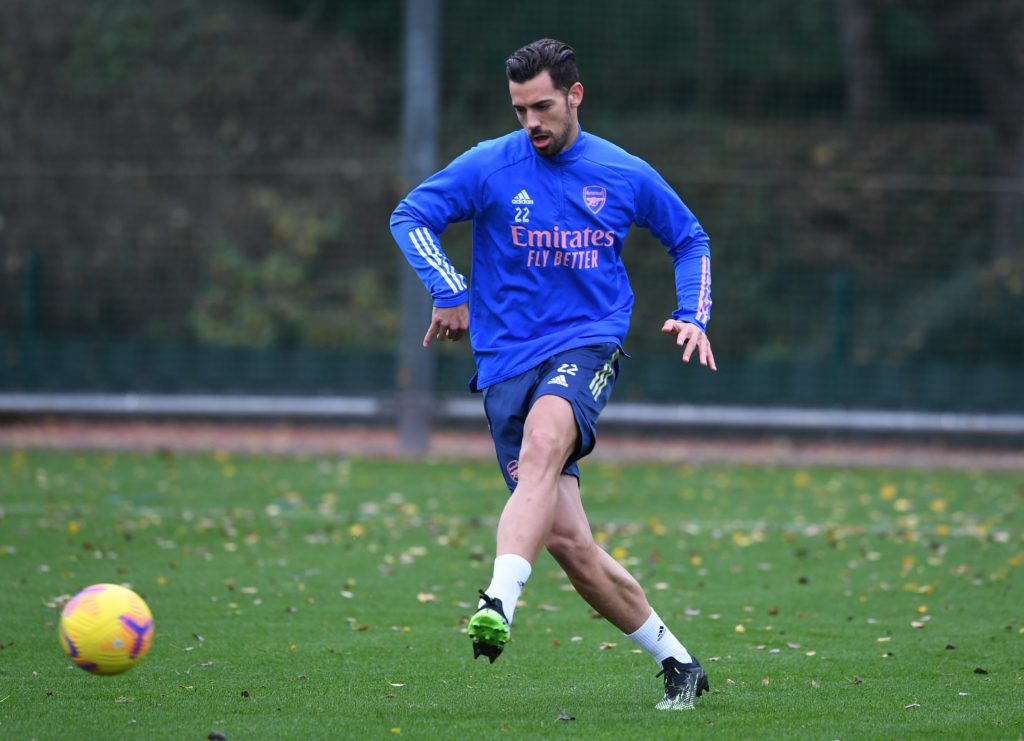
509,70,582,157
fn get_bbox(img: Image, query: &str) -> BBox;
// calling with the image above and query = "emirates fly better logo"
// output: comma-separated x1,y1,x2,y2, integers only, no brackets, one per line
583,185,606,214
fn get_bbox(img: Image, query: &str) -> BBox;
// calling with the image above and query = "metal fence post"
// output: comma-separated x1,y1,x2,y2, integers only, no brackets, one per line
396,0,441,456
20,251,41,387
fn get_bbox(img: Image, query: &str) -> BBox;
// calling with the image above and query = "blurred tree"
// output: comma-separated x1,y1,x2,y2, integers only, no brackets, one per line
695,0,721,111
240,0,400,48
903,0,1024,260
190,189,396,349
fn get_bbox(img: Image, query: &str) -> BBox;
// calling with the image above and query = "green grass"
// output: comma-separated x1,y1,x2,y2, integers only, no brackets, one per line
1,450,1022,740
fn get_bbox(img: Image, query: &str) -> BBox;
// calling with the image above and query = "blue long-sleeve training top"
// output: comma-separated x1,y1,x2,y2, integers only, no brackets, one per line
390,127,711,390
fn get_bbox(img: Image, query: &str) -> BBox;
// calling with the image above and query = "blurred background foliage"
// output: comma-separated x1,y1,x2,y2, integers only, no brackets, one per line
0,0,1021,406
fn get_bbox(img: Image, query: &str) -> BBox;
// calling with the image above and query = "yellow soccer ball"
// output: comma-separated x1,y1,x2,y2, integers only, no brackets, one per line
59,584,154,675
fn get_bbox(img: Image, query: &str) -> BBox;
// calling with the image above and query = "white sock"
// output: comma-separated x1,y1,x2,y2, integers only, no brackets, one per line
480,553,532,624
626,609,693,664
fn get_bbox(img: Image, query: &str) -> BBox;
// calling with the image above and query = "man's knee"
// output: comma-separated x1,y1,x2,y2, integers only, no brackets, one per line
521,424,573,465
546,527,597,569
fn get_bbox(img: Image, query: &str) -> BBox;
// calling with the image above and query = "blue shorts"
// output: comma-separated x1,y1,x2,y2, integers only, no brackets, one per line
481,343,622,493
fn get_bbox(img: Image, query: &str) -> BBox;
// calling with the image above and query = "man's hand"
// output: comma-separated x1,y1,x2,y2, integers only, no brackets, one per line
661,319,717,371
423,303,469,347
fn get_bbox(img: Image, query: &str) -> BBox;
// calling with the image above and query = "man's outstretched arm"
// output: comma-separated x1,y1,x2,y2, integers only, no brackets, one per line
660,319,716,371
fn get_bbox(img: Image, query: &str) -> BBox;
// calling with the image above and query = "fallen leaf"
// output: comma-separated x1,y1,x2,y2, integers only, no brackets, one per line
599,642,617,650
850,676,863,684
811,680,821,689
973,667,988,675
905,703,921,709
388,682,405,688
241,690,250,698
761,678,770,686
556,711,575,721
43,594,72,610
725,678,736,685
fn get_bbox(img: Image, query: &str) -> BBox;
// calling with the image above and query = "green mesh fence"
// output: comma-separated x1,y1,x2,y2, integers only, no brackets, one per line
1,0,1021,410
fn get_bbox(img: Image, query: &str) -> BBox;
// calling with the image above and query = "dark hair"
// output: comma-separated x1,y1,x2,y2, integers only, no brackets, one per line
505,38,579,91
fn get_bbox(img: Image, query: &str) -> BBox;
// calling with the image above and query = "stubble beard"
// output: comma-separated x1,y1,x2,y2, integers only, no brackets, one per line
530,117,572,157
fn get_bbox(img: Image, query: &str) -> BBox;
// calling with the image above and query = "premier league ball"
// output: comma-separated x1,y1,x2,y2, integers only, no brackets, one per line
59,584,154,675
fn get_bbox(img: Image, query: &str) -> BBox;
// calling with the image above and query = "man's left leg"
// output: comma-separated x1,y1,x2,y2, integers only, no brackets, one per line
546,474,709,710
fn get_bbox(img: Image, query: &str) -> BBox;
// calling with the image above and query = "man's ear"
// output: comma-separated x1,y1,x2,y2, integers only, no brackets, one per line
568,82,584,109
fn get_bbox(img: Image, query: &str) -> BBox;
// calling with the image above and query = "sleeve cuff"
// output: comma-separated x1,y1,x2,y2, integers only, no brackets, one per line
433,291,468,308
671,310,707,333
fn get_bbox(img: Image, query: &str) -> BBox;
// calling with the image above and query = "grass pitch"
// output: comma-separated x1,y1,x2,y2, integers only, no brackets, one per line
0,449,1021,739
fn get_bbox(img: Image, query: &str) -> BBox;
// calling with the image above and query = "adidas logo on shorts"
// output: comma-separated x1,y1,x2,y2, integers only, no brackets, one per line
547,374,569,387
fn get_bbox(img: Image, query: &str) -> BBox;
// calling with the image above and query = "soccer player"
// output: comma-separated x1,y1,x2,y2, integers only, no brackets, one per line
390,38,715,711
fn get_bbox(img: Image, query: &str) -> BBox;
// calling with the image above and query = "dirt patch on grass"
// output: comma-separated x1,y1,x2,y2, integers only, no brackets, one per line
1,419,1021,470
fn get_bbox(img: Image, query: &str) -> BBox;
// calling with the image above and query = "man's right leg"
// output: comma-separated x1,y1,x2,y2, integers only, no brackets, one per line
495,395,577,563
469,395,578,662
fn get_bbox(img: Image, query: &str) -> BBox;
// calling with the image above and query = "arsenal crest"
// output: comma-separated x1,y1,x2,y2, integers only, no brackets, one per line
583,185,606,214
